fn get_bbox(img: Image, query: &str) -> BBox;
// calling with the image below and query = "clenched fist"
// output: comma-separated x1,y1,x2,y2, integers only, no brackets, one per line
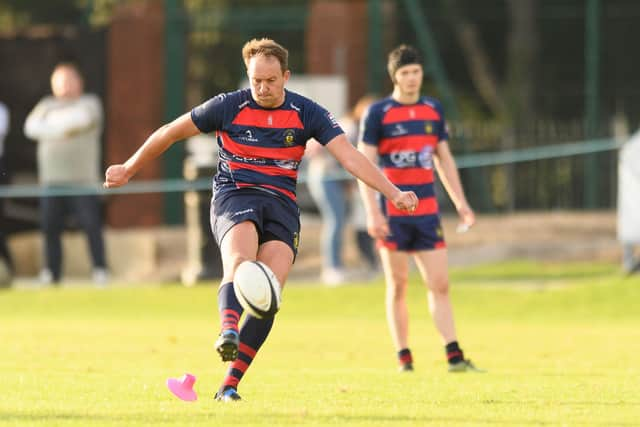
103,164,131,188
391,190,419,213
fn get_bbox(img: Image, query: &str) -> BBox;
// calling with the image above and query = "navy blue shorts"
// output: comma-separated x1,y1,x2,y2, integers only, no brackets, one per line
379,216,446,252
210,188,301,257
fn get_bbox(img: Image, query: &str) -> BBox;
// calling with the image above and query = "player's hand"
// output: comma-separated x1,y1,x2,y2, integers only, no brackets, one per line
366,211,390,240
104,164,131,188
391,190,419,213
456,203,475,232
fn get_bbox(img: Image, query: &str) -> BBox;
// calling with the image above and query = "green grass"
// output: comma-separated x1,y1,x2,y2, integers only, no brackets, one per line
1,260,640,426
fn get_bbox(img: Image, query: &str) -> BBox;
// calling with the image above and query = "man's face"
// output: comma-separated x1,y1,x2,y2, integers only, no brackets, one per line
393,63,423,96
51,66,83,99
247,54,289,108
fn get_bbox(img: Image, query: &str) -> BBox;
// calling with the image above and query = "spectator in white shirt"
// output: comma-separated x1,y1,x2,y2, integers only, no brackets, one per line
24,62,108,285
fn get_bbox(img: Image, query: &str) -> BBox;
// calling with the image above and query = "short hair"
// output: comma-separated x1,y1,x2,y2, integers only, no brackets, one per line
387,44,422,79
242,38,289,73
52,62,83,79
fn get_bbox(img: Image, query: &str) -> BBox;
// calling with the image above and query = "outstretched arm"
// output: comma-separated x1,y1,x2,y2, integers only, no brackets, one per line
434,141,475,227
324,134,417,213
104,113,200,188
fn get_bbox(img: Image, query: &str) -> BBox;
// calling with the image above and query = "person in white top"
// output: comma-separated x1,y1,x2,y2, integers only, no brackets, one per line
0,101,13,284
24,63,108,285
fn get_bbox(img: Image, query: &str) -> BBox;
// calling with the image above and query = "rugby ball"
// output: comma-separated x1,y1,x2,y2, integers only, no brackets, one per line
233,261,282,319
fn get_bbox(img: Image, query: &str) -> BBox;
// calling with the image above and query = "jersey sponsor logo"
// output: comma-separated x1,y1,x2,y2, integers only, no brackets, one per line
241,129,259,143
418,146,434,169
232,208,255,217
390,123,409,137
283,129,296,146
227,159,297,178
274,159,298,170
326,112,340,128
389,150,417,168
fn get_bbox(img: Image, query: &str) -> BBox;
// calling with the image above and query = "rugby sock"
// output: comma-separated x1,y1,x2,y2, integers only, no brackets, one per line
445,341,464,364
218,282,243,334
222,315,274,390
398,348,413,367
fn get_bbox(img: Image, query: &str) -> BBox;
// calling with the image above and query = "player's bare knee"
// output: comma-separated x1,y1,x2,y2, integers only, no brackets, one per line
428,280,450,297
222,253,254,279
386,280,408,300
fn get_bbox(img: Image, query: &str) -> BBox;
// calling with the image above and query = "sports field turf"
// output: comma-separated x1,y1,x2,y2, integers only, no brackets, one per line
1,261,639,426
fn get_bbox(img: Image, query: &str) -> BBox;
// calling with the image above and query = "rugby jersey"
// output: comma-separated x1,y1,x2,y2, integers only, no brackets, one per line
360,96,448,221
191,88,343,207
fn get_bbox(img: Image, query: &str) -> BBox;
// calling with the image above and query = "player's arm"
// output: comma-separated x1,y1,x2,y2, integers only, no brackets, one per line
434,140,475,227
104,113,200,188
356,141,391,239
324,134,417,213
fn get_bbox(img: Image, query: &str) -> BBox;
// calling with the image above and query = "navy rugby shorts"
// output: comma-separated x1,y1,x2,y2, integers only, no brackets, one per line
210,188,301,257
378,216,446,252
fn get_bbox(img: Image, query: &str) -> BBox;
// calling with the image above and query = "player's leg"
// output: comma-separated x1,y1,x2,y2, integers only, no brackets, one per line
379,246,413,371
309,176,348,284
216,195,299,400
413,249,483,372
71,195,107,283
413,248,457,344
217,240,294,400
40,195,66,283
215,220,260,361
219,221,260,284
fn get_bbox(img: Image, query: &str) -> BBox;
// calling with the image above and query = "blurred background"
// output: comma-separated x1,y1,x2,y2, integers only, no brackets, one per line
0,0,639,283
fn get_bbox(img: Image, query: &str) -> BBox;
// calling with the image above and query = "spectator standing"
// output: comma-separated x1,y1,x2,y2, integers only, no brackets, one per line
342,95,379,275
24,62,108,285
305,135,350,285
306,95,380,285
0,100,13,285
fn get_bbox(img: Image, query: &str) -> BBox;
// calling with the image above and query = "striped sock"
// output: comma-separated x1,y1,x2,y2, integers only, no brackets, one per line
218,282,243,333
445,341,464,364
222,315,274,390
398,348,413,366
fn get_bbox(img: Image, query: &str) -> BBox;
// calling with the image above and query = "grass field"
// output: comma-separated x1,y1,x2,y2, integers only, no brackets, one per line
1,261,640,426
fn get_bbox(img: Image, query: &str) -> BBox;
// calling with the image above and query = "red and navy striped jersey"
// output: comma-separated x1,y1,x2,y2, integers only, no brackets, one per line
360,96,448,221
191,88,343,207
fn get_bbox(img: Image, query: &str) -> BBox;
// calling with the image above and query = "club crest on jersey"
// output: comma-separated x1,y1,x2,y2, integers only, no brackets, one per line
425,123,433,134
283,129,296,146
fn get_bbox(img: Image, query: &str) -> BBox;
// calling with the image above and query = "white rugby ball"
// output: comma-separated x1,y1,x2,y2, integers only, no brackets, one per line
233,261,282,319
